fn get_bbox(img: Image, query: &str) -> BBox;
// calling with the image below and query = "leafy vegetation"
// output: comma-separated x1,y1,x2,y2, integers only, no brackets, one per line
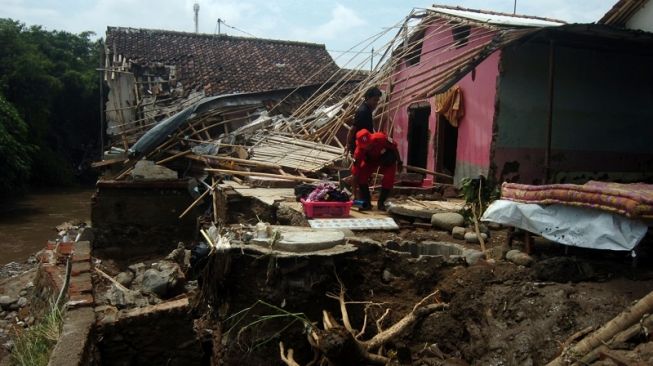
0,19,102,196
9,304,64,366
459,176,499,223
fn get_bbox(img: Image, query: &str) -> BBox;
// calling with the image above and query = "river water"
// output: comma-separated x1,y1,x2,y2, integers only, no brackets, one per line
0,189,94,265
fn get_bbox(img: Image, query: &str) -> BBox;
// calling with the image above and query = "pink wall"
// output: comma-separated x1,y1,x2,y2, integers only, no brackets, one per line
386,18,500,183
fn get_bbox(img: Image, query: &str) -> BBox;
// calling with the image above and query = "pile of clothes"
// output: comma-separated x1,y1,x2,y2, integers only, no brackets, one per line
296,182,351,202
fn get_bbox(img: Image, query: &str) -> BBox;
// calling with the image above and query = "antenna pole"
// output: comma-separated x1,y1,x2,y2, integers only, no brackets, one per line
193,2,200,33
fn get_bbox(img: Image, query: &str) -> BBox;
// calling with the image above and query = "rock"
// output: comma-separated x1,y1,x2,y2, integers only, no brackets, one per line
16,297,27,308
0,296,16,310
131,160,178,180
128,262,147,275
382,269,396,283
464,232,488,244
19,290,27,297
451,226,466,240
141,269,169,297
431,212,465,231
115,272,134,288
105,285,148,309
506,250,534,267
462,249,485,265
165,242,191,271
141,262,185,298
485,246,509,261
478,224,490,236
25,316,34,326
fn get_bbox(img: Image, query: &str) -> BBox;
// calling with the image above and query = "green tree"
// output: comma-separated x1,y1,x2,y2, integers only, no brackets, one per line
0,19,102,192
0,95,35,194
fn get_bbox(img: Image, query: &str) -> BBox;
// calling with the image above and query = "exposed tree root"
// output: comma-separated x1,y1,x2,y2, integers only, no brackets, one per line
280,286,448,366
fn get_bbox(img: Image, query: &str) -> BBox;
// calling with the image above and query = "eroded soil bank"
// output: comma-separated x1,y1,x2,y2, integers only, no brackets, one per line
189,234,653,366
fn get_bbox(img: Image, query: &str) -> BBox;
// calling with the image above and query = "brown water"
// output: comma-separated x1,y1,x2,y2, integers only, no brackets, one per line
0,189,94,265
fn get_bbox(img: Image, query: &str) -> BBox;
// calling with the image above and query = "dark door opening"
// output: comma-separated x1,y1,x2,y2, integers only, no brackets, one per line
407,105,431,169
436,116,458,177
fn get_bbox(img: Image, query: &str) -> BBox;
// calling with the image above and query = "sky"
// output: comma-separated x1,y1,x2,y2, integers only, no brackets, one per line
1,0,618,67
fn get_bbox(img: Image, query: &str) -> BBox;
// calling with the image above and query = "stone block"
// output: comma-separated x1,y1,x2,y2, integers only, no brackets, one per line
451,226,466,240
431,212,465,231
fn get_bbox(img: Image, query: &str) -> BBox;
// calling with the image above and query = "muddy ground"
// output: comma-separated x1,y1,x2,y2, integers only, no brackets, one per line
193,223,653,366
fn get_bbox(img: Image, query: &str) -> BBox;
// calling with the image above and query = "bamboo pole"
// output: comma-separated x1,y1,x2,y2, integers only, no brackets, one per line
205,168,324,183
179,181,218,219
405,165,452,180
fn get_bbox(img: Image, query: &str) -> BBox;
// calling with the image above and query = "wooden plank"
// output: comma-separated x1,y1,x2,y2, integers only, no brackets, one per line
91,158,126,168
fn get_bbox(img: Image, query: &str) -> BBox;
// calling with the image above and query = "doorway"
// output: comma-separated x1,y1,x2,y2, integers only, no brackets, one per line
407,104,431,169
436,115,458,177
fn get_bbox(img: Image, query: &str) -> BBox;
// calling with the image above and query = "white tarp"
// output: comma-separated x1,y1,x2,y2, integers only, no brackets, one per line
481,199,648,251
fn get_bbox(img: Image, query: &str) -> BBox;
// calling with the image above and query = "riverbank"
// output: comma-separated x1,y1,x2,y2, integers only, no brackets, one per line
0,189,94,266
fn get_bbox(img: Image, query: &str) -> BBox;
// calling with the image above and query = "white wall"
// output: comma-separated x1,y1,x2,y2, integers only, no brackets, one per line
626,0,653,32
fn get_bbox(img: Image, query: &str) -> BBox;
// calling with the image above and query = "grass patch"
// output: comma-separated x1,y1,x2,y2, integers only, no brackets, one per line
9,304,64,366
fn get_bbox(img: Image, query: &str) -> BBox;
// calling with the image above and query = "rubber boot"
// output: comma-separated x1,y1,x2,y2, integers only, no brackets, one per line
378,188,391,211
358,184,372,211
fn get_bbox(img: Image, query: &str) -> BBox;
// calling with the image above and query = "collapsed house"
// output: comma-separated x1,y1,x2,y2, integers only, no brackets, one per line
382,5,653,185
77,4,653,366
102,27,361,152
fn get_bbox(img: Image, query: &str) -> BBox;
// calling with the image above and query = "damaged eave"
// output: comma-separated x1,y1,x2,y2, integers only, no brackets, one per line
525,24,653,55
599,0,650,26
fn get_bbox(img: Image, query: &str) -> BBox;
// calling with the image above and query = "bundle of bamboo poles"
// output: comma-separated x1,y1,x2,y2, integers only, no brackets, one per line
106,6,537,195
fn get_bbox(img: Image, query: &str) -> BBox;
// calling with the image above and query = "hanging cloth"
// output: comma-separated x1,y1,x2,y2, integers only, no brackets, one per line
434,85,464,127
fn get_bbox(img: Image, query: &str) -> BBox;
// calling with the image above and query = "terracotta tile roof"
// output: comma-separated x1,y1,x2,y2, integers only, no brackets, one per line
105,26,343,96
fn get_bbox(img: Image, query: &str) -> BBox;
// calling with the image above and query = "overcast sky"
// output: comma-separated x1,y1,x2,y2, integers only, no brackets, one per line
2,0,617,67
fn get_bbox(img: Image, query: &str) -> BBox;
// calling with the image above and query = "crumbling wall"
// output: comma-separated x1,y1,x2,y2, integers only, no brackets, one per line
91,180,198,260
97,299,202,366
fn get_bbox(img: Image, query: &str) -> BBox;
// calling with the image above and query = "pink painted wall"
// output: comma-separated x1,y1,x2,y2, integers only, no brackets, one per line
386,18,500,183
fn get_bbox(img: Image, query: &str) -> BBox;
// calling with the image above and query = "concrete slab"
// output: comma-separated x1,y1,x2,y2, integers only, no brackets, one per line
388,200,465,220
232,243,358,258
231,187,295,205
252,229,345,252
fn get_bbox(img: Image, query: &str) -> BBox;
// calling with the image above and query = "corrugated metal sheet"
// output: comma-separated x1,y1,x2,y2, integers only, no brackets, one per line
430,5,565,28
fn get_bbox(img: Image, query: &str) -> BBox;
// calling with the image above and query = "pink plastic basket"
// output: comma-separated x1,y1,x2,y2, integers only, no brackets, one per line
301,199,353,218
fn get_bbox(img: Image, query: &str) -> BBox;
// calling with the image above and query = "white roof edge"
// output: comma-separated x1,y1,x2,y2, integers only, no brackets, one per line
429,6,566,27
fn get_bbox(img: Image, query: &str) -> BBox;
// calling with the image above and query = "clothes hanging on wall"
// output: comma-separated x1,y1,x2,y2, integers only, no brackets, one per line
434,85,464,127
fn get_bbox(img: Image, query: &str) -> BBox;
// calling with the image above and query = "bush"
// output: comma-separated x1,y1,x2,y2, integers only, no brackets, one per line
0,95,34,194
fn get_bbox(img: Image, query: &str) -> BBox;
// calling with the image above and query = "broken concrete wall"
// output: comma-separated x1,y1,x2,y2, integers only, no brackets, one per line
97,299,202,366
494,40,653,184
91,180,198,260
105,73,136,141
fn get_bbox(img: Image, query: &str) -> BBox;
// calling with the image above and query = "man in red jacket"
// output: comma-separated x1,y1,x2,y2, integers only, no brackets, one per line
352,129,402,211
